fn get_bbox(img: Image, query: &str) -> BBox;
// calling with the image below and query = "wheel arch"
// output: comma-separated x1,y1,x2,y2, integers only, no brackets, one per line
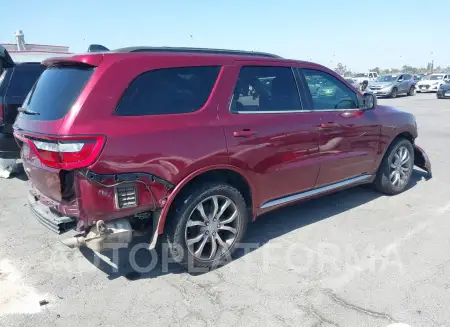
156,165,255,235
375,130,415,171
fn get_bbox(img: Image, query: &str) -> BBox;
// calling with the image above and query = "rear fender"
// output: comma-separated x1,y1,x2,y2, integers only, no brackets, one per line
147,165,256,249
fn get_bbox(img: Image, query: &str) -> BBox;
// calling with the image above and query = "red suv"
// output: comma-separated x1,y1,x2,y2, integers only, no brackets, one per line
6,46,431,269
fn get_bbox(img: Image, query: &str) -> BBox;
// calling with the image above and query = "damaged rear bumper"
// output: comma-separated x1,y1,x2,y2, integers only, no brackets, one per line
414,144,432,178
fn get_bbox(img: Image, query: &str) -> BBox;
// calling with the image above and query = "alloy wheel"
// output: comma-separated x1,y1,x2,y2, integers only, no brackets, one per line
391,88,398,98
185,195,239,261
389,146,412,188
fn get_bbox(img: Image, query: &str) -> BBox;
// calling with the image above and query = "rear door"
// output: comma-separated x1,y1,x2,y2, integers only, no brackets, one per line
298,67,381,187
15,64,96,201
397,74,408,93
219,62,321,210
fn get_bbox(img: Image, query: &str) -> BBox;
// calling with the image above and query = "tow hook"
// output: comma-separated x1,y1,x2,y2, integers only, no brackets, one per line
61,219,133,251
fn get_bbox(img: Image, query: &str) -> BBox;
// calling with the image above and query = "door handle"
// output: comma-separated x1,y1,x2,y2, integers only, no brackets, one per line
233,129,257,137
317,122,340,130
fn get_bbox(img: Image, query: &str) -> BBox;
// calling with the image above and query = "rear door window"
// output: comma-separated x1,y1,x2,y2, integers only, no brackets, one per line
7,66,45,97
21,66,94,120
116,66,220,116
230,66,302,112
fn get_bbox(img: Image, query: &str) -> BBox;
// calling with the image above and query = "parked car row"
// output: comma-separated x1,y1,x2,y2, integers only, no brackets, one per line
416,73,450,93
0,45,432,270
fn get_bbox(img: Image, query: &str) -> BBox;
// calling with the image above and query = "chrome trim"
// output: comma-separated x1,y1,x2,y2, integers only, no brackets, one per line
260,174,373,209
234,108,364,114
294,108,363,113
235,109,305,114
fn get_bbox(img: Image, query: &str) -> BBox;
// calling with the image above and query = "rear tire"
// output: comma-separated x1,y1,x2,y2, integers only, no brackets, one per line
165,183,248,270
374,138,414,195
407,86,416,96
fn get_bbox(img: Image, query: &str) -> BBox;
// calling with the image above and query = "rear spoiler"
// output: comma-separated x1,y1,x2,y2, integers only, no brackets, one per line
87,44,110,53
41,44,110,67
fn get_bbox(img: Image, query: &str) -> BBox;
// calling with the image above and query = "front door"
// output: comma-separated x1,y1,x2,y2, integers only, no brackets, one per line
298,68,381,188
218,63,321,209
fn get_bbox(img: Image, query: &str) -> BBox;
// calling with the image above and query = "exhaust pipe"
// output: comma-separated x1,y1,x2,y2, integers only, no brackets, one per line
61,219,133,252
61,235,86,248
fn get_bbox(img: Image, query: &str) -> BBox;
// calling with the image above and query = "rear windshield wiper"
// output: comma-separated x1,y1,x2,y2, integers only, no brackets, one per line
18,107,40,115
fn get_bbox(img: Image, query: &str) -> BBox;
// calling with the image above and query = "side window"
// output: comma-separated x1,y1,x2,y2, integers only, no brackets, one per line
403,74,411,80
7,67,44,97
369,73,373,78
116,66,220,116
302,69,359,110
231,66,301,112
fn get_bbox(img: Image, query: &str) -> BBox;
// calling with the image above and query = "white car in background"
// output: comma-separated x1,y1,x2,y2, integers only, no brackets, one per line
416,73,450,93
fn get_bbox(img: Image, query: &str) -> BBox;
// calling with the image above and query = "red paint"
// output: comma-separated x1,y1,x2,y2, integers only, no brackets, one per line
14,51,430,233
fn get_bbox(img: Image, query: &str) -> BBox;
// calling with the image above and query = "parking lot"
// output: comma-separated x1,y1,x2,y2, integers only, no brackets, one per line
0,93,449,327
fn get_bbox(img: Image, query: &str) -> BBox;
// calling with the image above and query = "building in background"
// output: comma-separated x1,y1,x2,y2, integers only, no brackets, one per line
1,30,72,63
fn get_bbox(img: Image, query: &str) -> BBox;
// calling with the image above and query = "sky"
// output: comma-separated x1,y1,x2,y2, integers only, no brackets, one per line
1,0,448,72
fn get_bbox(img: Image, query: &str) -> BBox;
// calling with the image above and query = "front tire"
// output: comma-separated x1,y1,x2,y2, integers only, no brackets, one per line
374,138,414,195
165,183,248,270
390,87,398,98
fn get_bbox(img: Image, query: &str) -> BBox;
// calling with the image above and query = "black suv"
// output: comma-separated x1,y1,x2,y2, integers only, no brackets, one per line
0,58,45,159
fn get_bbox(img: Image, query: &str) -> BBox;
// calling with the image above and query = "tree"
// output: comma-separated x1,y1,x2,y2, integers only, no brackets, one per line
334,63,348,76
369,67,381,75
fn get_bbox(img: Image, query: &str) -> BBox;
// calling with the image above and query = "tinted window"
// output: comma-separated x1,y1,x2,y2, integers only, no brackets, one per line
403,74,411,80
21,66,94,121
116,66,220,116
302,69,358,110
7,66,45,97
231,66,301,112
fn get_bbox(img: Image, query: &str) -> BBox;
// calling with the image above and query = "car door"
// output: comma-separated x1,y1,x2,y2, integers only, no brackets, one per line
297,67,381,188
219,63,321,210
396,74,406,93
400,74,412,93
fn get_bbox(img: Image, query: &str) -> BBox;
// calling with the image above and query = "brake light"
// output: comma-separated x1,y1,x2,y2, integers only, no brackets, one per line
0,104,3,124
14,133,106,169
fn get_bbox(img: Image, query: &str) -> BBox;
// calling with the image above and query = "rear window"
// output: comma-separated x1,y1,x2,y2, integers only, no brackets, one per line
21,66,94,121
116,66,220,116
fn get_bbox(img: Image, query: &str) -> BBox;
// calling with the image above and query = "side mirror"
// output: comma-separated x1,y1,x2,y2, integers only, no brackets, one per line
361,92,376,110
398,78,403,82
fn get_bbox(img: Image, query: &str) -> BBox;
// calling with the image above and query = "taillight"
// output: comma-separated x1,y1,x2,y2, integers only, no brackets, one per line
0,104,3,125
14,133,106,169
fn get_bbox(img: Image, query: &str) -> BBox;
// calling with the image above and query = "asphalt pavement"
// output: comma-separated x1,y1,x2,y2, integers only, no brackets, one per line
0,93,449,327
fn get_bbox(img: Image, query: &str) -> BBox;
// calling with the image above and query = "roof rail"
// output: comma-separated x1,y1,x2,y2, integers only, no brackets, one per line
111,46,282,58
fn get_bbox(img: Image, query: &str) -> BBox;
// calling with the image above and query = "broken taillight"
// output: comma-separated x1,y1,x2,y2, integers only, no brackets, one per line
14,133,106,169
